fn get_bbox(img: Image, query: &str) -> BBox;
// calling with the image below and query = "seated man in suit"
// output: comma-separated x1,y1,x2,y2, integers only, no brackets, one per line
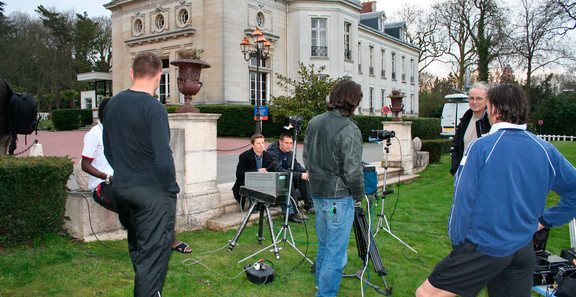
268,132,313,223
232,133,275,211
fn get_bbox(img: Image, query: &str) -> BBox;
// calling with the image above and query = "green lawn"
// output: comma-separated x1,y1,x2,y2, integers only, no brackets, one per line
1,142,574,296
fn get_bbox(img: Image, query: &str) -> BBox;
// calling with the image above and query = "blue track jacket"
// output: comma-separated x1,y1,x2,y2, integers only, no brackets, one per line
449,123,576,257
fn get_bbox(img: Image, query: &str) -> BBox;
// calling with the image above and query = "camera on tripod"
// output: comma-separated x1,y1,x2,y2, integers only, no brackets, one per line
284,115,304,130
369,129,395,141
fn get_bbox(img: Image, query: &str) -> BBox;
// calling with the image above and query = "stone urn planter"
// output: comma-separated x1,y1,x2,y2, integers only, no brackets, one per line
389,89,404,121
170,50,211,113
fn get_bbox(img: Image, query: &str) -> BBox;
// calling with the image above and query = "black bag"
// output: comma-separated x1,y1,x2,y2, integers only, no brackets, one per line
9,91,38,135
0,76,39,154
93,182,117,212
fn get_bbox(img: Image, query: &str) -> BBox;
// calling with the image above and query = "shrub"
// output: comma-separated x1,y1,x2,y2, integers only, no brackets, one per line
165,105,181,114
421,139,452,163
197,105,285,138
355,115,390,142
52,109,92,131
0,156,74,245
404,117,441,140
354,116,441,142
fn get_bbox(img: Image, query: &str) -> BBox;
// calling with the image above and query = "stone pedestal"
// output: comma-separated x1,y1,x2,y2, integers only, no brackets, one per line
63,112,221,241
382,121,413,174
168,113,222,232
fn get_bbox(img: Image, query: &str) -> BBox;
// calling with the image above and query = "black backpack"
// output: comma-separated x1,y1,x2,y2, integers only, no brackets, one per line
0,76,39,154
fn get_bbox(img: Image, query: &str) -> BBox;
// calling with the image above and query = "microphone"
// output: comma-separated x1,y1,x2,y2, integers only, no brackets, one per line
267,161,277,172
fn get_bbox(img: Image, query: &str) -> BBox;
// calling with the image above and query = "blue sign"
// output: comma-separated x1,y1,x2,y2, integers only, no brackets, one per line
254,106,269,120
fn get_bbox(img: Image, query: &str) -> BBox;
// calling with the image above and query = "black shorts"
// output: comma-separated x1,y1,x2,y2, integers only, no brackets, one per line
93,182,117,212
428,241,535,297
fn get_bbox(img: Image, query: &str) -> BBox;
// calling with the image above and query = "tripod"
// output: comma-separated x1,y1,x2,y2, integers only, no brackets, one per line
372,138,417,254
227,187,282,260
237,121,314,265
344,203,393,295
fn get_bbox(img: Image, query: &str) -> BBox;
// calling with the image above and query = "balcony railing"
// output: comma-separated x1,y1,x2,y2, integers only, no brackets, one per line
312,46,328,57
344,49,352,60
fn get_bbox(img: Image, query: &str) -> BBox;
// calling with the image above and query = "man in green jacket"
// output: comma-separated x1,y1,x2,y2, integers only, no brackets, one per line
304,79,364,297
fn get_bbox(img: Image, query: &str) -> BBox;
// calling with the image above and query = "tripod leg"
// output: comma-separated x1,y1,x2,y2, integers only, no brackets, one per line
265,204,281,259
228,201,257,251
343,206,393,295
257,202,264,244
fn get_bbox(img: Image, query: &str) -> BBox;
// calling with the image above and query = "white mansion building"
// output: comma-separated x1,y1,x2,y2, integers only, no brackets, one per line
104,0,420,116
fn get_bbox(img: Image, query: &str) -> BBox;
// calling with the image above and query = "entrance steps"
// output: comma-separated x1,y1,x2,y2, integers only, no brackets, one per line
206,162,419,231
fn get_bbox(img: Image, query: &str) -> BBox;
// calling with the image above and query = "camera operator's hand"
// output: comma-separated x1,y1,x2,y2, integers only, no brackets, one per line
301,172,309,180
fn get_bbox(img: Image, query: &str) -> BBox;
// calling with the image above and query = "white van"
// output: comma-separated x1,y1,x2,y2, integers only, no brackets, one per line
440,94,470,138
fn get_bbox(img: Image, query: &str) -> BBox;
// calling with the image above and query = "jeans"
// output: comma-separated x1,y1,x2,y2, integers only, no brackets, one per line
280,196,297,216
313,195,355,297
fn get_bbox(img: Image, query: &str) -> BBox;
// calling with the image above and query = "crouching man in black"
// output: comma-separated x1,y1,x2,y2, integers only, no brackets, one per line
267,132,313,223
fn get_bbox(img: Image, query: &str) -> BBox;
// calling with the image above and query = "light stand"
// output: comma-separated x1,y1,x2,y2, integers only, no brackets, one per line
238,116,314,265
370,135,417,254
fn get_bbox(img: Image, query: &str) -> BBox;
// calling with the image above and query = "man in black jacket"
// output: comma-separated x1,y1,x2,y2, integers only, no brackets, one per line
232,134,275,211
103,52,179,296
268,132,313,222
449,82,491,176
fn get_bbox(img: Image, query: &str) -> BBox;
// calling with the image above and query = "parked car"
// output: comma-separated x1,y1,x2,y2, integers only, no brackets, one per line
440,94,470,138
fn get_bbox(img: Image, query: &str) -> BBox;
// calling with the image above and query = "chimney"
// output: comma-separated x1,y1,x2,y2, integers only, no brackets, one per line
361,1,377,13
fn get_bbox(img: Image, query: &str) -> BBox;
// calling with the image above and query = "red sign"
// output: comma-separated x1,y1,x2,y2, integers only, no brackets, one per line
538,120,544,125
382,106,391,114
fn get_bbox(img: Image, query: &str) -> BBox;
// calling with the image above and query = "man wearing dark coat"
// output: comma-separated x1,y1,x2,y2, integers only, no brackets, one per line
232,133,275,211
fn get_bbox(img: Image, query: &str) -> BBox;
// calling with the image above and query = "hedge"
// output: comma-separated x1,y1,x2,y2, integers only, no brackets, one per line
196,105,285,138
170,105,441,142
355,115,441,142
421,139,452,163
52,109,93,131
0,156,74,245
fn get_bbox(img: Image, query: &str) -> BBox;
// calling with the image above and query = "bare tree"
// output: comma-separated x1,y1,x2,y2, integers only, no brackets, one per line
550,0,576,31
512,0,572,89
395,4,447,74
433,0,476,89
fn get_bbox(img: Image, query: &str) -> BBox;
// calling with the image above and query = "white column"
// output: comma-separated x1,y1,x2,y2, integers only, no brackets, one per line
169,113,222,231
382,121,413,174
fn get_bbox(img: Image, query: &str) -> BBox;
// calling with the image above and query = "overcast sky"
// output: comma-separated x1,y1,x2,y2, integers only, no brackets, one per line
3,0,430,19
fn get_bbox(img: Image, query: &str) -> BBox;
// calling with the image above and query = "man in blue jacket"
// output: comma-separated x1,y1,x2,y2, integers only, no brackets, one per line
416,84,576,297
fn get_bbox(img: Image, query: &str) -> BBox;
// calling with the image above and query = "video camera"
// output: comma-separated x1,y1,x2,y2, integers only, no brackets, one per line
284,115,304,131
369,129,395,141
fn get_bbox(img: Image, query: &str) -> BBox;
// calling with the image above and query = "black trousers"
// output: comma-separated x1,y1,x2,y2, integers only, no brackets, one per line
296,179,314,210
114,185,176,297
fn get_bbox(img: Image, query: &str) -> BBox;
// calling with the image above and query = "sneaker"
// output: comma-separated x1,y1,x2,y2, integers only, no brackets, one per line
294,212,310,221
288,214,302,224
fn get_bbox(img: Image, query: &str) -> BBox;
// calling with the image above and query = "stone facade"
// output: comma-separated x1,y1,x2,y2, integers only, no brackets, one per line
104,0,420,115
